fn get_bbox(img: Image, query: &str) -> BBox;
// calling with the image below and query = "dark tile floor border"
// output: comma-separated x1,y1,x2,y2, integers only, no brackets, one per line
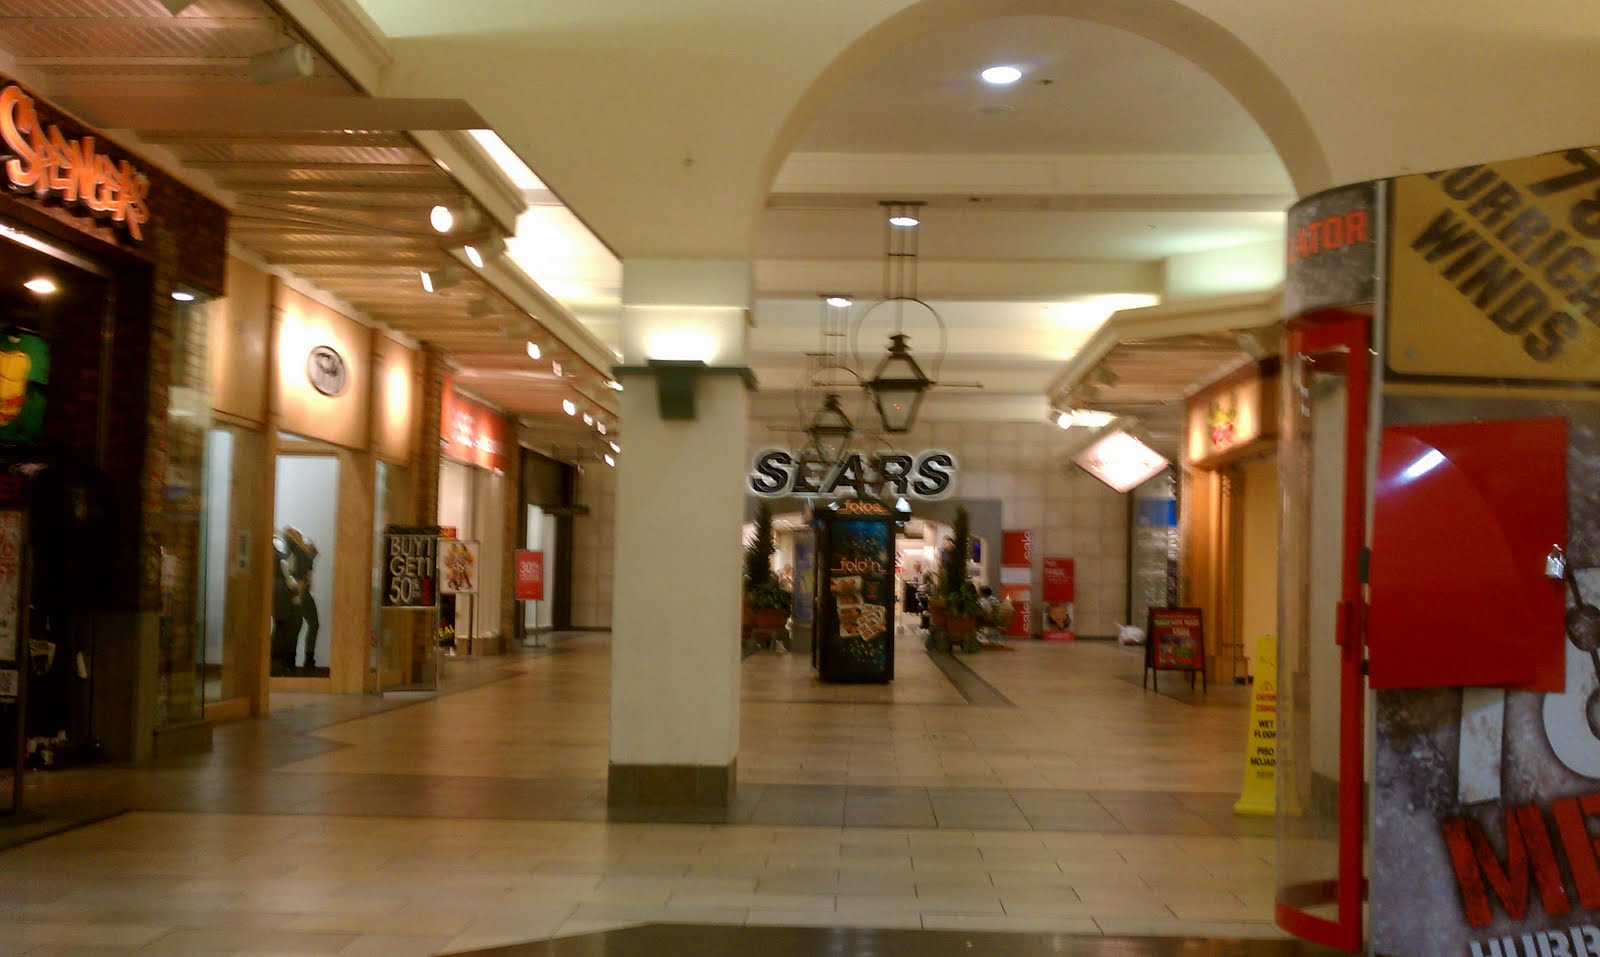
455,923,1336,957
924,649,1018,708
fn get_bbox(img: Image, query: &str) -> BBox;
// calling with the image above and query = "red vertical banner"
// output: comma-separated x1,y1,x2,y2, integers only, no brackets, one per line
1041,557,1075,640
999,530,1033,638
515,549,544,601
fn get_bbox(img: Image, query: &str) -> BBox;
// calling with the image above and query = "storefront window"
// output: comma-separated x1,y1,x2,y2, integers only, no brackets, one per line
270,437,340,679
525,505,557,631
198,424,265,710
157,293,213,727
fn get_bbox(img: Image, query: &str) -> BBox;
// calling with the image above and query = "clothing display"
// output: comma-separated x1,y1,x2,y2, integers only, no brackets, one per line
0,329,48,443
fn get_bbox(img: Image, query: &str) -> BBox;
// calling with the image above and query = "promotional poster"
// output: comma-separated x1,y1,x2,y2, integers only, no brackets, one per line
1371,146,1600,957
817,501,895,682
1042,557,1075,640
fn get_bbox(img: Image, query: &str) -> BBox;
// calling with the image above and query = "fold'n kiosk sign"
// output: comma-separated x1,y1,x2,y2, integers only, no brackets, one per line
747,449,955,500
1389,148,1600,385
0,82,151,242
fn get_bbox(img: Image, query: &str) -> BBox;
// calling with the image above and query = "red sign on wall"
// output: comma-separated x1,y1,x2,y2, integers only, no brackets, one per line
515,549,544,602
441,376,511,473
1000,529,1033,638
1000,529,1032,567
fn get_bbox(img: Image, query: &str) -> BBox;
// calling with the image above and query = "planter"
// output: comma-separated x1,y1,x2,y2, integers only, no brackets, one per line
742,594,755,629
928,597,948,629
946,615,976,633
754,607,789,630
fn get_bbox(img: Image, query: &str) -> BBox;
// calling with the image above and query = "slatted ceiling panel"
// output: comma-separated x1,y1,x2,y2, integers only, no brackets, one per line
0,0,614,423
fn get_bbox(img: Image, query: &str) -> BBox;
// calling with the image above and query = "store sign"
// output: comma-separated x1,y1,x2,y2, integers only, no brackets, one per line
1389,147,1600,385
305,345,347,397
381,525,438,609
1185,365,1274,468
1000,530,1032,639
515,549,544,602
1283,180,1378,317
0,84,150,242
747,449,956,500
440,377,510,472
1146,607,1203,671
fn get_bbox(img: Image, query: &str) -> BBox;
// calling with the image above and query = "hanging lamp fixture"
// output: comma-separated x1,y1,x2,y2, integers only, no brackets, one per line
805,392,855,466
860,201,940,434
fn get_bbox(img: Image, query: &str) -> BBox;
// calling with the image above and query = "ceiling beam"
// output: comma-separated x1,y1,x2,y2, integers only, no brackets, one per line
60,93,487,133
756,259,1161,301
144,131,410,147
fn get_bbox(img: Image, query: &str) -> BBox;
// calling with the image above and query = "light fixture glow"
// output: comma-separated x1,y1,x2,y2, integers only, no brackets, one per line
1056,409,1116,430
562,399,576,416
596,422,607,435
464,236,507,268
429,204,481,235
582,413,594,426
420,267,461,293
980,65,1024,85
605,380,624,392
888,214,919,228
171,290,196,302
525,341,541,359
551,360,563,378
23,277,56,295
603,454,615,467
609,441,620,453
1073,430,1169,494
825,296,852,308
1402,449,1446,481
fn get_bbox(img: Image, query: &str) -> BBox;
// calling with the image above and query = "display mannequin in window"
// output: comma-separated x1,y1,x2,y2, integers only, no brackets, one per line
269,529,302,676
283,527,320,673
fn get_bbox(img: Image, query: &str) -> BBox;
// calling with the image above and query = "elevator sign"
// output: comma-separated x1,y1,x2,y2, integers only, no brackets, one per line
382,525,439,609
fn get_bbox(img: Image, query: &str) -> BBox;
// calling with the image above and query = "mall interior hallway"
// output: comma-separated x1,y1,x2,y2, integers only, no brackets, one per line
0,632,1294,955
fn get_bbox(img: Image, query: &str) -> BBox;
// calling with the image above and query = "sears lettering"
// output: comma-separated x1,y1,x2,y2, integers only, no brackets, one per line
748,449,958,500
749,449,791,495
912,453,955,499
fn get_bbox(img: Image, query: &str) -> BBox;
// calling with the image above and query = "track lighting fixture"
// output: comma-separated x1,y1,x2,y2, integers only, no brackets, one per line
464,236,508,268
248,43,316,84
420,266,462,293
429,203,482,234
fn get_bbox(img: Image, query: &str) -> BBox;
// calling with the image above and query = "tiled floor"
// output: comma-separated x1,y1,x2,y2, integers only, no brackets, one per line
0,631,1286,955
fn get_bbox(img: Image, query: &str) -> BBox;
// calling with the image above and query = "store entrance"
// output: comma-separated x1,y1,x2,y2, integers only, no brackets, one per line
270,442,340,686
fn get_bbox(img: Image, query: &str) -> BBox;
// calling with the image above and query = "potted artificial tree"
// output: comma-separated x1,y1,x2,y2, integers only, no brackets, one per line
940,506,980,647
743,502,791,630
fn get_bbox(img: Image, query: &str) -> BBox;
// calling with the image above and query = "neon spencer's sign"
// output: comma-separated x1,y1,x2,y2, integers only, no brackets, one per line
747,449,956,500
0,84,151,242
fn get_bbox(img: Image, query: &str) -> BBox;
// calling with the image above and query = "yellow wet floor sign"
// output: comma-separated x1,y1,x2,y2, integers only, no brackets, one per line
1235,634,1280,816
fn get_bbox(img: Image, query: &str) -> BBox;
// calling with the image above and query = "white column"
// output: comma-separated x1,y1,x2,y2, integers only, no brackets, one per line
609,260,751,807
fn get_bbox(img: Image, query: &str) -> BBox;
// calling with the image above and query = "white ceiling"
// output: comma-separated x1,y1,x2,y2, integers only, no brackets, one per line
792,16,1276,156
742,13,1290,423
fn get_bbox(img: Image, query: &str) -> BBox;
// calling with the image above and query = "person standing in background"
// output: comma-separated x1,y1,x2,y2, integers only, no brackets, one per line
269,528,303,676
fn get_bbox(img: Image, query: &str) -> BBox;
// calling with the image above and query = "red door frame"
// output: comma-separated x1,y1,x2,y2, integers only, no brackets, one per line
1275,311,1369,952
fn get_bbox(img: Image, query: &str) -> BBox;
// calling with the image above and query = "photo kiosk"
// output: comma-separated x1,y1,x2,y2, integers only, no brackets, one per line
812,498,896,683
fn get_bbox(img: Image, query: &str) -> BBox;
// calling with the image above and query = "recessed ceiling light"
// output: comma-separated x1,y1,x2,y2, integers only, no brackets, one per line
465,245,484,269
888,214,919,228
826,296,852,308
603,454,615,468
597,422,607,435
582,413,594,427
562,399,576,416
609,441,621,453
605,379,624,392
526,340,541,359
171,290,196,302
980,65,1023,85
23,277,56,295
552,360,563,378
